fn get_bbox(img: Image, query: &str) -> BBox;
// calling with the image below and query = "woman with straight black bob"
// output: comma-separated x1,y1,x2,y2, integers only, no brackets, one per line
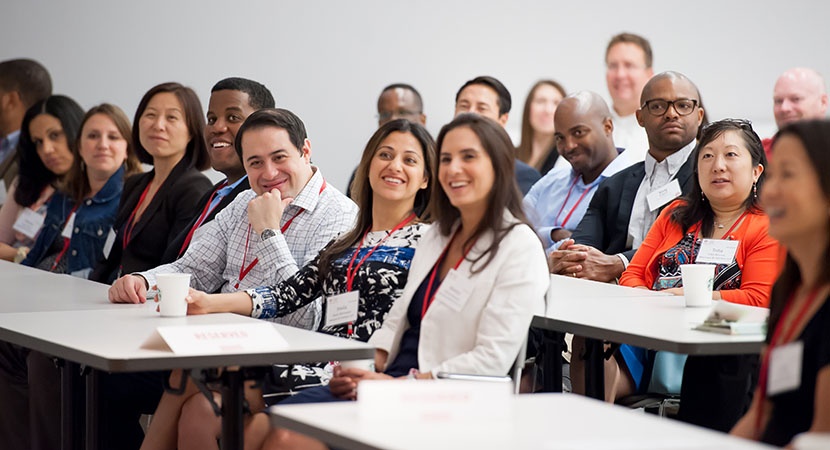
91,82,212,284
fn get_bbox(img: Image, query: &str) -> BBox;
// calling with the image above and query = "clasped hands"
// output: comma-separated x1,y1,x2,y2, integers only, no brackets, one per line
547,239,625,282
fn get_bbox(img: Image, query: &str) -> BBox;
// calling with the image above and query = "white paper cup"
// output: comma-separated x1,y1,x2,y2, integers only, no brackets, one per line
339,359,375,372
156,273,191,317
680,264,715,307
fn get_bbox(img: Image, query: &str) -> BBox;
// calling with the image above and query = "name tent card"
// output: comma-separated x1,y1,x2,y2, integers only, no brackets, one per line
142,322,289,355
358,379,512,424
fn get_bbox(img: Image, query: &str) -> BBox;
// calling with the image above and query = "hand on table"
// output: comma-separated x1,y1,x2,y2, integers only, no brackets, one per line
328,365,392,400
662,287,684,296
185,288,213,315
108,274,149,304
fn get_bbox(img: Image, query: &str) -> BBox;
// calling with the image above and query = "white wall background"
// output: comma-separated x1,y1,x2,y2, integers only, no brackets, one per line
3,0,829,190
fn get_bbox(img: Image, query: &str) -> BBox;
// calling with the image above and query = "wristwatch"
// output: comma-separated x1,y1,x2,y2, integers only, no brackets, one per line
260,228,278,241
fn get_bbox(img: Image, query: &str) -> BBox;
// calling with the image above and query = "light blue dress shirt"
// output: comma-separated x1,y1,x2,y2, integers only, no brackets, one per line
524,148,633,253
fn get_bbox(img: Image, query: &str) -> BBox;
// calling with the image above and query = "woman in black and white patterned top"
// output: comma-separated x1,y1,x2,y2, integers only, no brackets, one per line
140,119,435,450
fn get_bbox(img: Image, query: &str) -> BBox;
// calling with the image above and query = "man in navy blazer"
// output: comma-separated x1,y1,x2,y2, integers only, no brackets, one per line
162,77,275,262
549,72,704,282
454,76,541,195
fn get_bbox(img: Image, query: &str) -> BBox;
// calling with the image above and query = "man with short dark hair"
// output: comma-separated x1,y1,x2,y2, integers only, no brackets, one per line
102,108,357,448
0,58,52,203
524,91,632,253
376,83,426,126
762,67,828,154
162,77,274,262
111,108,357,328
605,33,653,162
454,75,541,194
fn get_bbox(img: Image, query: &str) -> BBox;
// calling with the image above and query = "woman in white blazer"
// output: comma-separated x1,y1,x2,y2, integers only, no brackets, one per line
255,113,549,450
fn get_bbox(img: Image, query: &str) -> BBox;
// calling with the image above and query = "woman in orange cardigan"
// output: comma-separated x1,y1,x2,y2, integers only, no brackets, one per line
619,119,779,431
621,199,778,306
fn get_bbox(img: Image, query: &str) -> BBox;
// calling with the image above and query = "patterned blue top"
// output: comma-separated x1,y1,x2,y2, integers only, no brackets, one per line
248,222,427,342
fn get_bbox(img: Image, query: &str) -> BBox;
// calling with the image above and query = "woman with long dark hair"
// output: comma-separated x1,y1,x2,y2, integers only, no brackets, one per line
255,113,549,450
516,79,567,175
0,95,82,262
22,103,141,276
140,119,435,450
732,120,830,446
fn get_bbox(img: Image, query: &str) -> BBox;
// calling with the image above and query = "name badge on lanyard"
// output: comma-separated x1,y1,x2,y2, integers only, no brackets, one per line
767,340,803,396
13,208,46,239
696,239,739,265
325,291,360,328
103,228,116,258
646,179,682,212
434,269,474,312
61,212,77,239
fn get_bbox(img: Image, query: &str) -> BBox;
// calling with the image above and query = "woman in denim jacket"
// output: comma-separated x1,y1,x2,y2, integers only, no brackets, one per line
23,103,141,277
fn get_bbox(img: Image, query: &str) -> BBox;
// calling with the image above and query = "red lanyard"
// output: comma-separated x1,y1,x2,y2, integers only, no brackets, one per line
345,212,416,291
421,231,475,319
50,204,79,271
234,179,327,289
554,176,597,229
122,182,153,249
692,211,749,262
279,179,327,234
178,181,228,256
754,285,823,438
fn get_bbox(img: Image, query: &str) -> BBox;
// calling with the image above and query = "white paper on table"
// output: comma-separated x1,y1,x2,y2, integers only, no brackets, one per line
141,322,289,355
705,300,769,323
358,379,512,424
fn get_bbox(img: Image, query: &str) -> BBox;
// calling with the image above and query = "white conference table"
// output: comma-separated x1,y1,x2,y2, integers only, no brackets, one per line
0,262,375,450
0,260,123,312
269,393,774,450
534,275,765,397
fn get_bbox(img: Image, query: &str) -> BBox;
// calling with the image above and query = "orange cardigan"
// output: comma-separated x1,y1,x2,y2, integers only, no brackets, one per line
619,200,780,307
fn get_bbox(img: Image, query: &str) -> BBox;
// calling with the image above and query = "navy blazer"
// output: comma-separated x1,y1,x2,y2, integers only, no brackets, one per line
570,157,694,261
515,159,541,196
90,159,212,284
161,177,250,262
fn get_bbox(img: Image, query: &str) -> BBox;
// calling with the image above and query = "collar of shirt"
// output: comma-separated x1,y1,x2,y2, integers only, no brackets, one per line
599,147,632,179
644,140,696,181
0,130,20,163
86,166,125,205
285,166,325,214
217,175,247,197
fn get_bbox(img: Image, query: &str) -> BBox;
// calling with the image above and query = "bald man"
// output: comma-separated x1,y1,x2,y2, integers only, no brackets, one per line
376,83,426,126
524,91,632,253
551,71,703,282
763,68,828,154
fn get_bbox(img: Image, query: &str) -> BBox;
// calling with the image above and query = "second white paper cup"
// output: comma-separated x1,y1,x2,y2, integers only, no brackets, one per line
681,264,715,307
156,273,191,317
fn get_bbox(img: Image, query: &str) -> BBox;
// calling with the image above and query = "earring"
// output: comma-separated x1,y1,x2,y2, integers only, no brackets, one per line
80,161,86,173
753,182,757,199
701,191,706,202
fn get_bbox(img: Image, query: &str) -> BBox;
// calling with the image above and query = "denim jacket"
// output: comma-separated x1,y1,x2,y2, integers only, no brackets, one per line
22,166,124,277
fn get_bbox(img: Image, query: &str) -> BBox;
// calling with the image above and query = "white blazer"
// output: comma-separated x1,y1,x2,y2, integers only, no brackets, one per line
369,211,549,377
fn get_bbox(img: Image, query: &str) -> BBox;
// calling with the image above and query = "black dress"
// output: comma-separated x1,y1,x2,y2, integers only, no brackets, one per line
762,293,830,446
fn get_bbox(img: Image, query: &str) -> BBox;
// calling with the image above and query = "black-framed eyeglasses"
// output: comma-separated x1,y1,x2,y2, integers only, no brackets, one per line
641,99,698,117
